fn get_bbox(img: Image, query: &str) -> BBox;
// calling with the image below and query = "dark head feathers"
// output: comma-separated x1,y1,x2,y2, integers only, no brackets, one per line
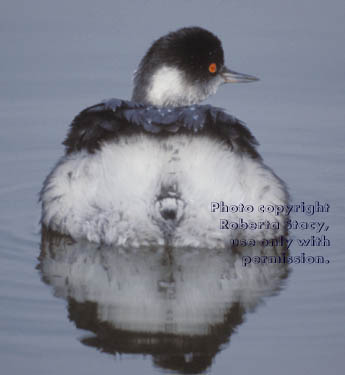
63,98,260,159
132,27,225,103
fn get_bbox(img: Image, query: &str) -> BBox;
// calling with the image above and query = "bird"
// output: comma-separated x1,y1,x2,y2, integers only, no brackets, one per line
40,26,288,248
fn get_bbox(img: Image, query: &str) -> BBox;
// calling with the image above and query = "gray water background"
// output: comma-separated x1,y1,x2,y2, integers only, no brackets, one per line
1,0,345,374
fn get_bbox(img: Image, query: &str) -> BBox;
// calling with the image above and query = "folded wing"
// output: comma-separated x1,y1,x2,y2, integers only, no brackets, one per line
63,98,260,159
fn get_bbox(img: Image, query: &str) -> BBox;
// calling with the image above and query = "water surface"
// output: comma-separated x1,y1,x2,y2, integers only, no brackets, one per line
1,1,344,374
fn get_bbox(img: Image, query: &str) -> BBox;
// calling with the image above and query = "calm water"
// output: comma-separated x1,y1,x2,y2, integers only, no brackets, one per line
1,1,344,374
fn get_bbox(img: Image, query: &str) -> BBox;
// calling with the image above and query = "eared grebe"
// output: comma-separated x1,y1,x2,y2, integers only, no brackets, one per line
40,27,288,247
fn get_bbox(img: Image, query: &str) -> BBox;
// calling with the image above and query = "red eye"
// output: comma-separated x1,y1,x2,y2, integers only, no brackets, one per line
208,63,217,73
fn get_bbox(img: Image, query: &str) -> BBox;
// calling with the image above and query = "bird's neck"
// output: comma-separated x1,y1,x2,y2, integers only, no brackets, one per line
132,66,208,107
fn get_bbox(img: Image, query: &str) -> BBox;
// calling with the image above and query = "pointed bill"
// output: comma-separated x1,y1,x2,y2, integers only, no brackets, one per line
221,66,259,83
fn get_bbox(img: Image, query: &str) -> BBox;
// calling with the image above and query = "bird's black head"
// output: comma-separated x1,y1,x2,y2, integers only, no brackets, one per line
132,27,258,107
147,27,224,83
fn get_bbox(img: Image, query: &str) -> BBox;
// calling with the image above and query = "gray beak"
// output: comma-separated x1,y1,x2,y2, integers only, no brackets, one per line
220,66,259,83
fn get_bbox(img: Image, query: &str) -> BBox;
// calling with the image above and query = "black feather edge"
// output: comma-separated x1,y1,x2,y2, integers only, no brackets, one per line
63,98,261,159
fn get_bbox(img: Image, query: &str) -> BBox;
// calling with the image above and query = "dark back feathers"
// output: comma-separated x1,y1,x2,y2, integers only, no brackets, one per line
63,98,261,159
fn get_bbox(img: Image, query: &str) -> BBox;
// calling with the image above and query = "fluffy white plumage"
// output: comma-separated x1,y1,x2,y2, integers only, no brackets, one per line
41,134,287,247
41,27,288,246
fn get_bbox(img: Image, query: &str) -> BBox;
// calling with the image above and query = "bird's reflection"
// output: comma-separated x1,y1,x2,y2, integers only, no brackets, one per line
38,227,289,374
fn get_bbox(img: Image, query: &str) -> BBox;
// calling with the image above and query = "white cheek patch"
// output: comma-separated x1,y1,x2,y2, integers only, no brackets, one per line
147,66,186,106
147,66,212,107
